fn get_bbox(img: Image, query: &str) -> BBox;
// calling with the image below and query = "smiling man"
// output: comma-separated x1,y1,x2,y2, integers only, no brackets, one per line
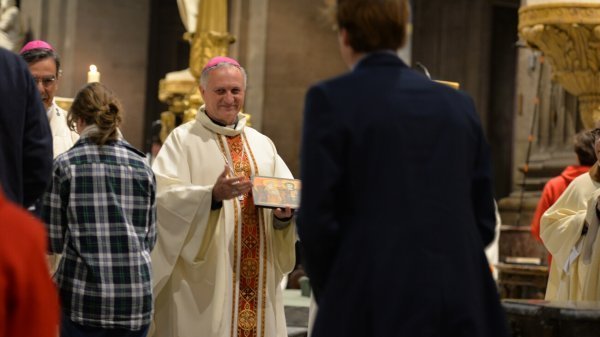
150,56,296,337
20,40,78,158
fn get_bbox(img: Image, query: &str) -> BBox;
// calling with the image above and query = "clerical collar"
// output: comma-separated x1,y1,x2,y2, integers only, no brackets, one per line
196,105,247,137
47,101,57,119
46,105,54,119
205,112,238,129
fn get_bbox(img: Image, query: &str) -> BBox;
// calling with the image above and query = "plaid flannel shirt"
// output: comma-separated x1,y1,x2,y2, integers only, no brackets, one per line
42,136,157,330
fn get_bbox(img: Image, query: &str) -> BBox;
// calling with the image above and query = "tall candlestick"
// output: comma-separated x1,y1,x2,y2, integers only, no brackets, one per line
87,65,100,83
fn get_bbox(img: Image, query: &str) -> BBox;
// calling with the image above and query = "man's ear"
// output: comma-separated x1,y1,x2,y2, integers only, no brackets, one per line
339,28,350,48
199,85,205,99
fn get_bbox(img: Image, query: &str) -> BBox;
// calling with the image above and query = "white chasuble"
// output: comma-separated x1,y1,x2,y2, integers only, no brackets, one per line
150,107,296,337
541,172,600,301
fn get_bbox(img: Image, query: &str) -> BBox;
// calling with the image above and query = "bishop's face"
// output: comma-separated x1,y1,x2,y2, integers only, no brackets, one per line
200,66,245,126
28,57,59,110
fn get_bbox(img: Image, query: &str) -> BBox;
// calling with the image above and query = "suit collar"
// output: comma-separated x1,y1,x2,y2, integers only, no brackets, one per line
353,50,407,70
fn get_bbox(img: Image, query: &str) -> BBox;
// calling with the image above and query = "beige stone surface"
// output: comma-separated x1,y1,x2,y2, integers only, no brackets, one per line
260,0,346,176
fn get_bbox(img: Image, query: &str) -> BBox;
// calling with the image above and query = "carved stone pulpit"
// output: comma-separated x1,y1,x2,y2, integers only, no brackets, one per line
519,1,600,128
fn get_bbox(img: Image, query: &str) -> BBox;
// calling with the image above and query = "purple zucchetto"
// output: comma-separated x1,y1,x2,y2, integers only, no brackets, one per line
19,40,55,54
202,56,240,72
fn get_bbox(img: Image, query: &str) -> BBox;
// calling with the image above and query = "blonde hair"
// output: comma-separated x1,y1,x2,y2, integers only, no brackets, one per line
67,83,123,146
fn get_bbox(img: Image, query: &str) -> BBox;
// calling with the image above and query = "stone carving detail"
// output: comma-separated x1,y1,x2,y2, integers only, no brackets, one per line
519,4,600,128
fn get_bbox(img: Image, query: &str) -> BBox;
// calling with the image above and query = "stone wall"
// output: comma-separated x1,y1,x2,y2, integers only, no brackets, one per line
231,0,347,176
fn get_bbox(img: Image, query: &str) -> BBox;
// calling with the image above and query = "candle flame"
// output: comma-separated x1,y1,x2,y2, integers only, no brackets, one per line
89,64,97,72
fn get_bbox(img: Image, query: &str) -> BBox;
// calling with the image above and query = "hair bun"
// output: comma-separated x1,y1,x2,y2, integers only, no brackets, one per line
108,103,119,115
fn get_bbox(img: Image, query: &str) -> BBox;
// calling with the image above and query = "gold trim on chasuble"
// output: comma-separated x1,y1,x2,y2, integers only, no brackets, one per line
218,133,267,337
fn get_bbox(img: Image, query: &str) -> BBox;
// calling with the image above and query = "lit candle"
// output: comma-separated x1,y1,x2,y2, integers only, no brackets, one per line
87,65,100,83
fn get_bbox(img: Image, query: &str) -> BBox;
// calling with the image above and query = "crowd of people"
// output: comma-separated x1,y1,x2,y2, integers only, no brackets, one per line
14,0,600,336
1,41,297,336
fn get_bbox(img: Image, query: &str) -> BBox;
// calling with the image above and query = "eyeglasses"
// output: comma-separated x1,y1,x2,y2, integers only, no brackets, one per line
32,75,57,87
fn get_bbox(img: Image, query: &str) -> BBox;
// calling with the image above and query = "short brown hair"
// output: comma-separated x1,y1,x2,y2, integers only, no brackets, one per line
335,0,410,53
575,130,596,166
68,83,123,146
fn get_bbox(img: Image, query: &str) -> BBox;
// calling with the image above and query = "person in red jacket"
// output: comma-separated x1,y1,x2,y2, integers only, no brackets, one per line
0,185,59,337
531,130,596,265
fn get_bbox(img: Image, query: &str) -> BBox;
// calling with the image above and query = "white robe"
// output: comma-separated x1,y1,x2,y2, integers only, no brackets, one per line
541,171,600,301
48,102,79,158
47,102,79,275
150,107,296,337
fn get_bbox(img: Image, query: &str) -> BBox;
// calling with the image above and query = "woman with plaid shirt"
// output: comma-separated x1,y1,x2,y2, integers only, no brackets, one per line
42,83,157,337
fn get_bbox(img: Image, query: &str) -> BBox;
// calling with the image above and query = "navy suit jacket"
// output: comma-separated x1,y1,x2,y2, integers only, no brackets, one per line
0,48,52,207
298,52,508,337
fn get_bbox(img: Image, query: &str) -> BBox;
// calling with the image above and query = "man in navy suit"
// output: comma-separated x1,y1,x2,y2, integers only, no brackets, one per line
297,1,509,336
0,47,52,208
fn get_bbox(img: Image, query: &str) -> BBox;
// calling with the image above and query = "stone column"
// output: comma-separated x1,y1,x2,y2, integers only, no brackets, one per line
244,0,269,131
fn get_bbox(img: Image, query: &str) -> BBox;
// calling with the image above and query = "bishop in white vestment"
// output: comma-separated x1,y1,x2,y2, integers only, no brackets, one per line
150,57,296,337
541,163,600,301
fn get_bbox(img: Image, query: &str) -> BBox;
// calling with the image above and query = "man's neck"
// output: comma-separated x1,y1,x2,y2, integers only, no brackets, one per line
350,50,398,70
205,112,237,128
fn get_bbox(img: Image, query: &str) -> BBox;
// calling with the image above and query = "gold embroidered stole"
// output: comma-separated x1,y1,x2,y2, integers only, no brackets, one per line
219,134,268,337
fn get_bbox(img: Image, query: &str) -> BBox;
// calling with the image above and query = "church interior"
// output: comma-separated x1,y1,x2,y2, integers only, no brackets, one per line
4,0,600,336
